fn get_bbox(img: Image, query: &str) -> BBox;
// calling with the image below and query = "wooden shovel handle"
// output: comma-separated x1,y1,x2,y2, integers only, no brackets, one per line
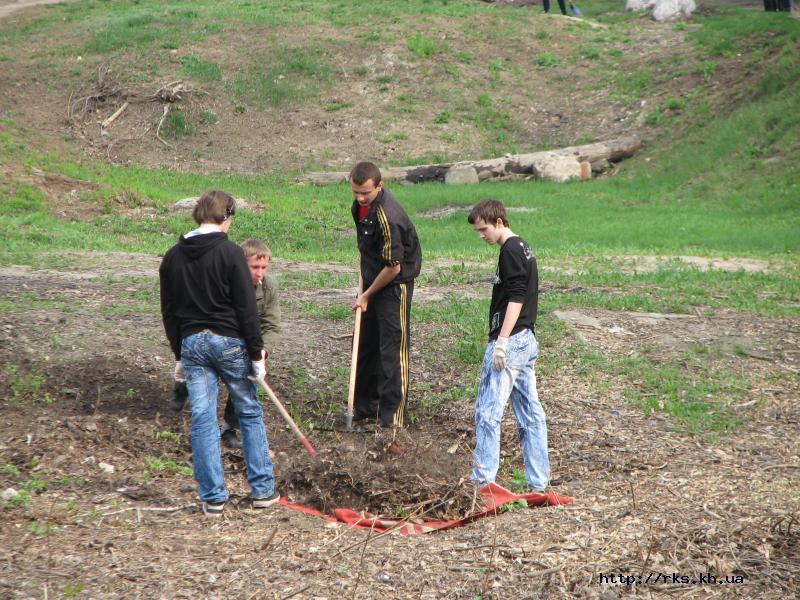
346,276,363,429
255,378,317,457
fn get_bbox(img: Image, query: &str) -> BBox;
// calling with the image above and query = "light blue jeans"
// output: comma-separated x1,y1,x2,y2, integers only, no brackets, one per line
182,331,276,503
471,329,550,490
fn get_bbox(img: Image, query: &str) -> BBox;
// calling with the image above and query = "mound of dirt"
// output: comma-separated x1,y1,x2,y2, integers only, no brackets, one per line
273,426,476,519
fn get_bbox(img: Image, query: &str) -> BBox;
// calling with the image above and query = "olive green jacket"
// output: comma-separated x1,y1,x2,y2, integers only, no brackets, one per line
255,274,281,357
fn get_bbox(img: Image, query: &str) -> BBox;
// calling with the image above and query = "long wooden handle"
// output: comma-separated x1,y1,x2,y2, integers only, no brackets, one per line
346,277,364,430
255,378,317,457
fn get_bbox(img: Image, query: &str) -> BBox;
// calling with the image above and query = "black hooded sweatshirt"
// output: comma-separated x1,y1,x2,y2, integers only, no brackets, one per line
159,231,263,361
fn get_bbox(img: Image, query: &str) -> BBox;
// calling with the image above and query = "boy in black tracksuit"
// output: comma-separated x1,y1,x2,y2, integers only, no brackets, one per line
349,161,422,428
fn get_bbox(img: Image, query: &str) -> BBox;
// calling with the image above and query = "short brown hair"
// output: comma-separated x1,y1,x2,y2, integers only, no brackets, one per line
192,190,236,225
349,161,382,186
468,199,508,227
241,239,270,259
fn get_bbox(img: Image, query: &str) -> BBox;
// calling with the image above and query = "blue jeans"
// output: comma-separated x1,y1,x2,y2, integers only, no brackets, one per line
182,331,276,503
471,329,550,490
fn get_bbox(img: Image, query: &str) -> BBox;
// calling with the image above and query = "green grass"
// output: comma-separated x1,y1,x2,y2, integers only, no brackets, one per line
26,521,59,537
145,457,192,476
293,301,352,322
161,109,193,138
4,362,45,406
4,489,31,508
1,146,798,272
406,32,438,58
535,52,559,68
230,45,332,108
542,338,745,434
179,55,222,82
619,354,744,434
414,297,488,364
1,463,20,475
540,263,800,317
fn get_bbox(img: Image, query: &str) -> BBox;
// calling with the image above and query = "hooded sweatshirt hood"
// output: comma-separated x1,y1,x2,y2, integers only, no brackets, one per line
159,231,263,361
178,231,228,261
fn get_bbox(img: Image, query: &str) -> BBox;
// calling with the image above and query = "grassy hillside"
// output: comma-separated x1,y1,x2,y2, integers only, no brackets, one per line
1,0,795,172
1,3,798,347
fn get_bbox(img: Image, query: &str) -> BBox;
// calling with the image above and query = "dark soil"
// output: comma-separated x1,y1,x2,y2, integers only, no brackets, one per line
0,258,484,522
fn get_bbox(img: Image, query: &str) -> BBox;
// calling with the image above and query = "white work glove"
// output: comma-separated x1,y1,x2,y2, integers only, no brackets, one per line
492,337,509,371
173,361,186,382
250,359,266,382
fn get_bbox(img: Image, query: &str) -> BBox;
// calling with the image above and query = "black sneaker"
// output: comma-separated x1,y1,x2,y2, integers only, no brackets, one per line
221,429,243,449
202,501,225,517
169,380,188,412
336,410,371,423
252,492,280,509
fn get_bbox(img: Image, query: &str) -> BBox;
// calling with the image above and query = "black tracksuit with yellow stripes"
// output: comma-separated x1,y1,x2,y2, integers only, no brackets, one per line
351,188,422,427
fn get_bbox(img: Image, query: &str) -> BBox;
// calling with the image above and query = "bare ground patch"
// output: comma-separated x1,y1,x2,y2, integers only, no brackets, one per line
553,307,799,362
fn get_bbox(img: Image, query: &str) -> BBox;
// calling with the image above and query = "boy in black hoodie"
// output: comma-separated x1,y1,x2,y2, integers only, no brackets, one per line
160,190,278,517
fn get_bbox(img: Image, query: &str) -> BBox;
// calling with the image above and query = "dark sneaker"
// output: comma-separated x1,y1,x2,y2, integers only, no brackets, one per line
334,411,374,430
169,380,188,412
202,501,225,518
221,429,243,449
336,410,370,424
252,492,280,509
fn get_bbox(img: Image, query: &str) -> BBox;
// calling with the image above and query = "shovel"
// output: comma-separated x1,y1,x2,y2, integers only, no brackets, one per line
345,277,363,431
253,377,317,457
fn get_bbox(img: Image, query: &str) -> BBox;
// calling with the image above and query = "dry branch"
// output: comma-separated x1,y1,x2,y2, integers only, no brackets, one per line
155,104,172,148
69,67,127,120
101,101,129,130
151,80,192,103
100,502,197,517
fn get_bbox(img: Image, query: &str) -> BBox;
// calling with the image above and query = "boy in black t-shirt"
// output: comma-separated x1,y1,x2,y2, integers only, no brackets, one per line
467,199,550,492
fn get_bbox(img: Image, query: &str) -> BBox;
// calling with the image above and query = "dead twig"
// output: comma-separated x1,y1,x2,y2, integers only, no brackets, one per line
320,517,367,548
528,566,562,577
351,517,379,600
260,526,278,551
67,89,74,120
115,445,139,460
702,503,723,520
329,333,353,340
480,486,500,598
101,101,129,130
155,104,172,148
70,66,127,120
151,80,192,103
100,502,197,517
334,481,468,558
282,585,312,600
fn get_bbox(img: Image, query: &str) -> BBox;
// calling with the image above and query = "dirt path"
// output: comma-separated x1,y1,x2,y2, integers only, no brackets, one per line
1,251,797,598
0,0,67,21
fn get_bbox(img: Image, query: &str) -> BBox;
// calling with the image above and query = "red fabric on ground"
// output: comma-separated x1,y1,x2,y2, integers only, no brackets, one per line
278,483,573,535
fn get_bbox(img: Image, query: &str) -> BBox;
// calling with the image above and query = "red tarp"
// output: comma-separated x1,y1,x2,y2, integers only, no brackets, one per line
279,483,573,535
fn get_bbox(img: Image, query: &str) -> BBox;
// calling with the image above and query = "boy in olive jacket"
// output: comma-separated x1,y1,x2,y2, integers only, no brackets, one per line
169,239,281,450
220,239,281,447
